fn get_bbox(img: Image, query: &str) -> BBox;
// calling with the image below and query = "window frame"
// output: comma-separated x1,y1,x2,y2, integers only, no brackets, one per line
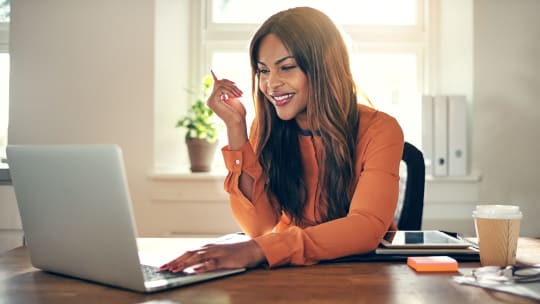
195,0,428,83
155,0,441,174
0,21,9,164
192,0,429,152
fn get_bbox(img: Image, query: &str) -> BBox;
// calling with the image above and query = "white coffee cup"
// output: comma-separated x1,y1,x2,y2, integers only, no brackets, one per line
472,204,523,266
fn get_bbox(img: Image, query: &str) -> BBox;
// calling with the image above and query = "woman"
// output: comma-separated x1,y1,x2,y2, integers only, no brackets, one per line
161,7,404,273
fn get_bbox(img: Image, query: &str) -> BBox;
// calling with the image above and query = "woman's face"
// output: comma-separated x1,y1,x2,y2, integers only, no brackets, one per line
257,34,309,129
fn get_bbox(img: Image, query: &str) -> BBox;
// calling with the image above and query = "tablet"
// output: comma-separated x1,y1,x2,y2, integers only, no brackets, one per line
380,230,471,249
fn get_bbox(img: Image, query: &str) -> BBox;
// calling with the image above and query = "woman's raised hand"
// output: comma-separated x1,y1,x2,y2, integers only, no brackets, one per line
207,70,247,128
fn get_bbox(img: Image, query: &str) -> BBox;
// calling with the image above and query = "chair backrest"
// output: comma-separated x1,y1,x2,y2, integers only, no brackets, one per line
394,142,425,230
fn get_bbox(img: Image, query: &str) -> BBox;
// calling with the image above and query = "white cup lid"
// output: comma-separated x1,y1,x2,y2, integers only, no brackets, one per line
472,204,523,219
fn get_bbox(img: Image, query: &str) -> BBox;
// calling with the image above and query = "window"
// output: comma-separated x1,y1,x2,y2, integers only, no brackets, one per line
0,54,8,161
206,0,424,166
0,0,10,163
156,0,429,173
210,0,417,25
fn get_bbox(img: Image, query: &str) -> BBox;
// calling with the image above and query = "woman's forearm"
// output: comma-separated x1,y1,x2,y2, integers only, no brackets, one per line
226,123,254,200
226,122,248,151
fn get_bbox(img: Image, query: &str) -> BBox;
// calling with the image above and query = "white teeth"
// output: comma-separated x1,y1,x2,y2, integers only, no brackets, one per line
273,94,293,101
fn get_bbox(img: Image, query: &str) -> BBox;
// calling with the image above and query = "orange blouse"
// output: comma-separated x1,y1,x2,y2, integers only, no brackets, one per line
221,104,404,268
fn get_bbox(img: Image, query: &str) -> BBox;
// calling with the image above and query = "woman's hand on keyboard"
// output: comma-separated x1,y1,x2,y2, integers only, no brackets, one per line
159,240,266,273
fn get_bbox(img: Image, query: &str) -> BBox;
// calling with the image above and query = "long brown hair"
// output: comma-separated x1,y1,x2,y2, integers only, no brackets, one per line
249,7,360,225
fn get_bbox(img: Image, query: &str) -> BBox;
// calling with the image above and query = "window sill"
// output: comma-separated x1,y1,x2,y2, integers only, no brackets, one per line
148,168,228,182
148,169,482,205
426,173,481,183
0,162,10,185
148,168,229,203
149,169,482,184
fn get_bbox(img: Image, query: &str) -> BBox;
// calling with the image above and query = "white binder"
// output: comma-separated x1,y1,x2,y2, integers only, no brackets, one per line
448,95,468,176
433,96,448,176
421,95,434,176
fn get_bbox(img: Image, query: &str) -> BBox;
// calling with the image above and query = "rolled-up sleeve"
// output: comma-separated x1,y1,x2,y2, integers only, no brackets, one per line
222,142,279,237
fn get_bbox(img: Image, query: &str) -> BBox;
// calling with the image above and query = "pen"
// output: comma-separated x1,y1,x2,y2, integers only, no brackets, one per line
210,69,243,99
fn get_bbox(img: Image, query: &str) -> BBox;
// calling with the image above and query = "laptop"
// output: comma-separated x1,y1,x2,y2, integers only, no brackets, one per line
6,144,245,293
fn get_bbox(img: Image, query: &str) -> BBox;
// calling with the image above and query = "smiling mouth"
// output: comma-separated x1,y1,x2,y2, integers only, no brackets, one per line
271,93,295,106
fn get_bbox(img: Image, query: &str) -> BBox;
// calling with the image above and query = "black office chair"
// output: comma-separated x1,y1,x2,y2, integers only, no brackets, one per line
394,142,425,230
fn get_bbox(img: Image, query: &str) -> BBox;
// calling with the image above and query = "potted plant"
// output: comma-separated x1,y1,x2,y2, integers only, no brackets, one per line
176,75,220,172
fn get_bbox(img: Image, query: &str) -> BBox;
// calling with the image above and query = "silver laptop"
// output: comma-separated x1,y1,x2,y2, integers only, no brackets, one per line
6,144,245,293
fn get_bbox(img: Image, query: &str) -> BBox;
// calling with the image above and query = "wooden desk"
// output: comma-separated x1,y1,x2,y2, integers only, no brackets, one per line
1,238,538,304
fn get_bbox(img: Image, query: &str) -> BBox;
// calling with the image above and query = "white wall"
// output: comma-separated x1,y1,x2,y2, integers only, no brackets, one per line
5,0,540,239
422,0,540,237
7,0,241,237
473,0,540,235
8,0,157,234
0,185,23,252
154,0,191,172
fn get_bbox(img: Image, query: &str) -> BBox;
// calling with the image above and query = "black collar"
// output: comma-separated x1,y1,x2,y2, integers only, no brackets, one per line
298,128,321,136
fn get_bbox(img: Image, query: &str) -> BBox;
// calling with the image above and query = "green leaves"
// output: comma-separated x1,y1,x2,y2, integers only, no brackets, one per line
176,75,220,142
0,0,9,22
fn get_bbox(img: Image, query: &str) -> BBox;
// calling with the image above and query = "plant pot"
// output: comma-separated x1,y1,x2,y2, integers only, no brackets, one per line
186,138,219,172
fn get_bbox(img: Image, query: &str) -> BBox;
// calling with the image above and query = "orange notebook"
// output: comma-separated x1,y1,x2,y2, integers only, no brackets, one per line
407,256,458,272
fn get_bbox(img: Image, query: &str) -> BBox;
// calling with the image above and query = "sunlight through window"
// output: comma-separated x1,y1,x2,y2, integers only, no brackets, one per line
212,0,416,25
206,0,424,157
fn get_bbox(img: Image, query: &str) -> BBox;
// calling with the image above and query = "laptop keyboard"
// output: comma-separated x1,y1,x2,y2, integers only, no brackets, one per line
141,264,192,281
